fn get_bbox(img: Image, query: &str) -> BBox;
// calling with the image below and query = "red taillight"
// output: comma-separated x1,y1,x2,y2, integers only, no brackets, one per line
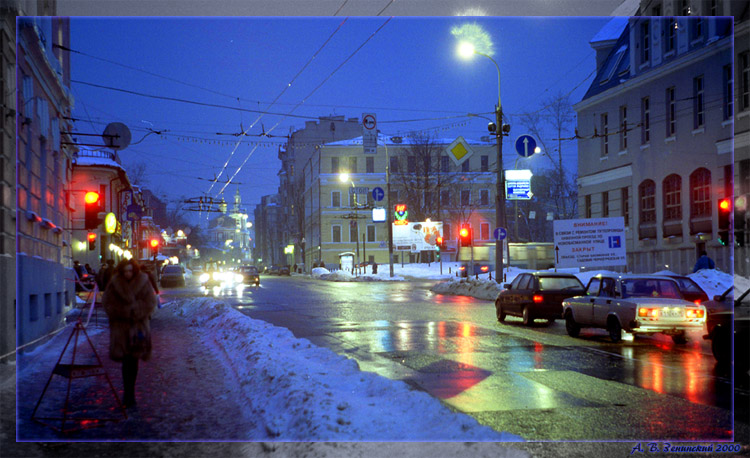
686,308,705,318
638,307,648,317
459,266,465,271
533,294,543,303
638,307,658,317
481,266,489,272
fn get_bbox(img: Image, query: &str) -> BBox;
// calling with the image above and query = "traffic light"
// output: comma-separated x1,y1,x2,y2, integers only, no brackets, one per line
84,191,103,230
435,236,443,260
149,238,159,254
87,232,97,251
718,198,731,246
459,226,472,247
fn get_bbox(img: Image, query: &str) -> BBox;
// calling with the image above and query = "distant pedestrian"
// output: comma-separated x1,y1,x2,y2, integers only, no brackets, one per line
97,259,116,291
372,262,378,274
693,251,715,273
102,259,157,408
292,263,297,274
85,263,94,275
73,261,85,292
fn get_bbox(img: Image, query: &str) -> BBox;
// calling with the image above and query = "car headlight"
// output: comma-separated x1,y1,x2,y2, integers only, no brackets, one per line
234,274,244,283
213,272,222,281
199,273,209,283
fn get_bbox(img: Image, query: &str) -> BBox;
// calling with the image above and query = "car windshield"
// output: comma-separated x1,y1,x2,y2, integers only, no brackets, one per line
538,276,584,291
671,277,704,294
163,266,182,274
240,267,258,274
622,278,683,299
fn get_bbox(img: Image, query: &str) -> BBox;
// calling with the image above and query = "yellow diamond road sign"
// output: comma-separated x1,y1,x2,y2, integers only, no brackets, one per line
446,136,473,166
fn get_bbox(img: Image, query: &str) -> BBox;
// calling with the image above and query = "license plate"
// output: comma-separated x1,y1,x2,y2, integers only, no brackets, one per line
661,309,683,318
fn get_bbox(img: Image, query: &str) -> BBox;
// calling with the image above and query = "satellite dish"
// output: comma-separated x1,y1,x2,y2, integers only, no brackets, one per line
102,122,132,150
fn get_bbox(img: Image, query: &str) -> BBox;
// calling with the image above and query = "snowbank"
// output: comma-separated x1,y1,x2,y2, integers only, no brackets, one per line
172,298,520,441
432,277,504,301
687,269,734,298
312,266,405,282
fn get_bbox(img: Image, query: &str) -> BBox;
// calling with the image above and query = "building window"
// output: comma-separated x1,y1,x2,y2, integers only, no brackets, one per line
481,155,489,172
461,190,471,206
621,187,630,226
462,159,470,172
29,295,38,322
619,105,627,150
665,18,676,53
681,0,689,15
331,157,339,173
640,21,650,65
663,174,682,221
585,195,592,218
332,225,341,243
390,156,399,174
666,87,676,136
423,155,431,172
689,168,711,218
641,97,650,144
602,191,609,217
407,156,416,173
724,65,733,120
331,191,340,207
480,222,490,240
349,157,357,174
639,180,656,223
741,52,750,110
440,190,450,207
691,18,703,41
366,156,374,173
367,225,375,242
741,160,750,195
350,223,358,243
441,155,449,172
480,189,489,206
694,75,704,128
601,113,609,156
22,75,34,115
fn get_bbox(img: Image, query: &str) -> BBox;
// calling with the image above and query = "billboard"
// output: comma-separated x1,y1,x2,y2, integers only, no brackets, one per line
553,217,627,268
392,221,443,252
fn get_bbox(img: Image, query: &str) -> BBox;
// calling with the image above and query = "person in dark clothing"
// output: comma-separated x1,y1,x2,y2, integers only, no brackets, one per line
693,251,716,273
372,262,378,274
73,261,85,292
292,263,297,274
84,263,94,275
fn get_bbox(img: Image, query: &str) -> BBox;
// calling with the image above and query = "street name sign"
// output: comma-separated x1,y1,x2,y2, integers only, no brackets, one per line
515,134,538,158
362,113,377,155
553,217,626,268
349,186,369,194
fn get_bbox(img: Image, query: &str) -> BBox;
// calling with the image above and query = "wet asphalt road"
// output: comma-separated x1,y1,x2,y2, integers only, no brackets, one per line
164,275,749,442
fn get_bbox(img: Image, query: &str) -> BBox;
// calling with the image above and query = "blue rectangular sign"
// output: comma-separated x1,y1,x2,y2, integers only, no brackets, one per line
505,179,532,200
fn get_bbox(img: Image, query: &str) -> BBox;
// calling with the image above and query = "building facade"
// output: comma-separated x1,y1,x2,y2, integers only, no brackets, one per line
253,193,283,268
16,15,77,348
302,134,497,269
574,11,736,275
732,4,750,278
206,188,252,264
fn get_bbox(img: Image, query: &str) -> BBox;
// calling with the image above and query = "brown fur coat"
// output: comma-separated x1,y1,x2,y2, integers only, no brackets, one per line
102,271,157,361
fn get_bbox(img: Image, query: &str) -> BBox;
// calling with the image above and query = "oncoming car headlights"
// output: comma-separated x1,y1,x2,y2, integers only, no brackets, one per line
199,273,209,283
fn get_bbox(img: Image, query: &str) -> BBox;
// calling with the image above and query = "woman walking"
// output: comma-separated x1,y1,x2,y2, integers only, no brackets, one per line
102,259,157,408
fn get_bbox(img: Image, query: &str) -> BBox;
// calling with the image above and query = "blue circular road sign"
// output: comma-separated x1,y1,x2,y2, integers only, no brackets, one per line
372,187,385,202
515,135,538,158
494,227,507,241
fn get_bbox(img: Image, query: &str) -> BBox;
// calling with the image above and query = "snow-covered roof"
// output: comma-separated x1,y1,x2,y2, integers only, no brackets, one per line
590,17,628,44
324,133,491,148
73,155,125,171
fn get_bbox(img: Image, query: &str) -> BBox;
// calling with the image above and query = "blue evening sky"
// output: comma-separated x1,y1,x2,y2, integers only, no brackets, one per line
68,16,611,222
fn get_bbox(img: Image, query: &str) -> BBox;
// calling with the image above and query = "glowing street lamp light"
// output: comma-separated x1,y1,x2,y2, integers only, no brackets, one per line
338,172,350,183
457,41,476,59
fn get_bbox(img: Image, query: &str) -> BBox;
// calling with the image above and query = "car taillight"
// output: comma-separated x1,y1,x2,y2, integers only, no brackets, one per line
459,266,465,271
694,300,702,305
480,266,489,272
533,294,543,303
686,308,705,318
638,307,658,317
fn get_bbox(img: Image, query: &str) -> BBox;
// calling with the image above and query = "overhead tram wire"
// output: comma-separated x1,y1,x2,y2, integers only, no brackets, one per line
207,17,350,196
217,17,393,196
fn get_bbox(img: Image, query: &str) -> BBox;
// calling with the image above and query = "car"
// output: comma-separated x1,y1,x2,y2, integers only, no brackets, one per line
160,264,185,288
495,272,585,325
237,265,260,286
664,275,709,304
562,274,706,343
279,265,291,276
268,265,281,275
703,287,750,369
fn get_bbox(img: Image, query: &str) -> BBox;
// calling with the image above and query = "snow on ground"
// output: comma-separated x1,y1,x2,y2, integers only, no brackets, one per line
172,298,521,441
311,266,405,282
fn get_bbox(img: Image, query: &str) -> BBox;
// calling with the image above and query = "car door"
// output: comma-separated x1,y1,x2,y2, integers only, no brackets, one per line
594,277,617,324
513,274,533,315
577,278,601,324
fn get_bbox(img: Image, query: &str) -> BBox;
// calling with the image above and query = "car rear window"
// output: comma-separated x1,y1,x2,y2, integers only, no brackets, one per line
539,276,584,291
671,277,704,294
240,267,258,274
163,266,182,274
622,279,683,299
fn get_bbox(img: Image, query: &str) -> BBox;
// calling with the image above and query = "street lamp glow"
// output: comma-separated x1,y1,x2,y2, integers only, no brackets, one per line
458,41,476,59
534,146,542,154
339,172,350,183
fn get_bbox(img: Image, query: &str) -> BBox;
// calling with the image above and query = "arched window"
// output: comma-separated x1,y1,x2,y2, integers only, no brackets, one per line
662,174,682,221
639,180,656,223
690,168,711,218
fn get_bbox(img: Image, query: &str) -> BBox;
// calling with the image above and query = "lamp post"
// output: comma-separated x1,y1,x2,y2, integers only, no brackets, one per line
459,41,507,283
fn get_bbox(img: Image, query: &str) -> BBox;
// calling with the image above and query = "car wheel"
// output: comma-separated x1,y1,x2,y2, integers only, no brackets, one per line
522,307,533,326
496,302,506,322
565,311,580,337
671,332,688,345
607,317,622,343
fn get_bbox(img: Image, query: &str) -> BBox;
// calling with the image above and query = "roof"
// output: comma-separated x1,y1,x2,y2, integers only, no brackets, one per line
73,154,126,171
324,133,491,147
590,17,627,44
581,23,631,101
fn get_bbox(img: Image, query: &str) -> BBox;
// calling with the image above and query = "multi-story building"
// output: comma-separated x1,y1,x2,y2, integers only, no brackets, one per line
732,4,750,278
574,10,736,275
301,133,497,268
16,15,77,348
253,193,283,268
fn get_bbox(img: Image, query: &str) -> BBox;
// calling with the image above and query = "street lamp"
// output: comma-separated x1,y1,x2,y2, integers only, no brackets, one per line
458,39,507,283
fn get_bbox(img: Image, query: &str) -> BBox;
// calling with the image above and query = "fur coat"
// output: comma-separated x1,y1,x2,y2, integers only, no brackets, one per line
102,271,157,361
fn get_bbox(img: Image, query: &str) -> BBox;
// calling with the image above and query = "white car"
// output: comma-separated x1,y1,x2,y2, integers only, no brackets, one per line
562,274,706,344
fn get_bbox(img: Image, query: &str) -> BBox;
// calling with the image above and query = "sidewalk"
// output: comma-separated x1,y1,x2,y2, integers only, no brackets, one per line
13,303,261,441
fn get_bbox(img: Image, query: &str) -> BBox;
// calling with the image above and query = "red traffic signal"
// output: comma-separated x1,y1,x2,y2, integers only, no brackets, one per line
85,191,100,204
459,228,469,237
719,198,730,212
87,232,97,251
459,226,472,246
149,239,159,249
84,191,103,230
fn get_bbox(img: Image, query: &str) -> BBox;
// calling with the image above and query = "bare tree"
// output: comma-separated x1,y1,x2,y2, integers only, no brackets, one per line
126,161,149,187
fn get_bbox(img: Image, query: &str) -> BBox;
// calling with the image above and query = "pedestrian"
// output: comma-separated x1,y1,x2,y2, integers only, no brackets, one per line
102,258,157,408
292,263,297,274
96,262,107,290
372,261,378,274
85,263,94,275
73,261,85,292
693,251,716,273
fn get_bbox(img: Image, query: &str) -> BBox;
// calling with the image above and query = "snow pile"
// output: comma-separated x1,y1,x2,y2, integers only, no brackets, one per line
432,277,504,301
311,267,331,277
312,266,404,282
172,298,520,441
688,269,734,298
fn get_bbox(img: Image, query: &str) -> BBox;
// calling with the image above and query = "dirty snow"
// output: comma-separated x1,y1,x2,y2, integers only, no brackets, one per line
312,266,405,282
171,298,521,441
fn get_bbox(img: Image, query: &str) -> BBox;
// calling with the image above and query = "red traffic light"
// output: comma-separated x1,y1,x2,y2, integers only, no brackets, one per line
87,232,97,242
149,239,159,248
436,236,443,245
84,191,100,204
719,198,730,211
459,228,469,237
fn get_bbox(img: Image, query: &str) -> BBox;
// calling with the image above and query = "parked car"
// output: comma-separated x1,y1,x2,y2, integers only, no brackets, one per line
665,275,709,304
268,265,281,275
495,272,585,325
562,274,706,343
160,264,185,288
237,265,260,286
279,265,291,276
703,287,750,369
